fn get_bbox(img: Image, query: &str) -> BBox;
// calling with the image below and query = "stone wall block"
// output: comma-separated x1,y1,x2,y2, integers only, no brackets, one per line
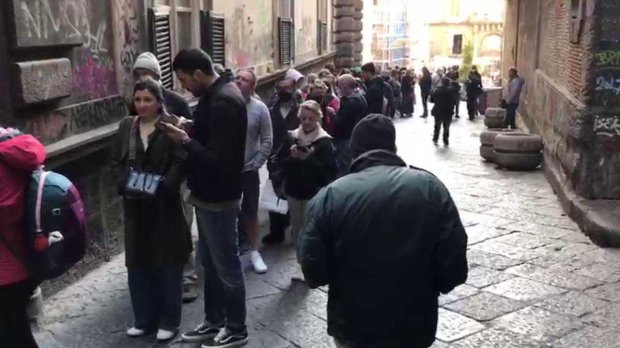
353,10,363,20
334,17,355,32
333,0,355,7
336,43,355,56
354,0,364,11
335,57,355,68
353,41,363,53
334,6,355,18
353,19,363,31
334,32,355,43
12,59,72,105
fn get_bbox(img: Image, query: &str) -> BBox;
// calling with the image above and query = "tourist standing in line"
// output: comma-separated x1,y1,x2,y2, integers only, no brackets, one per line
262,78,301,245
112,77,191,342
235,69,273,274
0,127,46,348
502,67,525,129
277,100,336,266
466,66,483,121
161,48,249,347
131,52,199,303
419,67,433,118
298,114,468,348
401,69,416,118
333,74,368,176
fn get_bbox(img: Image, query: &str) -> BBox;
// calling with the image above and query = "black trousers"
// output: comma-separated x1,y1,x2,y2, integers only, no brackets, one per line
433,113,452,143
128,265,183,331
268,212,290,240
0,279,38,348
421,89,430,116
467,96,478,119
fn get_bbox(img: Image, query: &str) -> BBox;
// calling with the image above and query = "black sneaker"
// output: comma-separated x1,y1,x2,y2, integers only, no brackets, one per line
202,328,248,347
182,322,222,342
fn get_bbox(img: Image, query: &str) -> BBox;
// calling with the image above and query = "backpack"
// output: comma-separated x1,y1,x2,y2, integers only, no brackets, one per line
0,130,87,282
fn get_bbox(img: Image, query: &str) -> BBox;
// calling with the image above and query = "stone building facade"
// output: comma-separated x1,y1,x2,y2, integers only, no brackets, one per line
502,0,620,245
0,0,363,294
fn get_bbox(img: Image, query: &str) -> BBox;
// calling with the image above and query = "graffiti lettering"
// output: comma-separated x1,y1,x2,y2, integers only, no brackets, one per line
595,76,620,95
594,115,620,137
595,51,620,68
601,16,620,43
15,0,108,52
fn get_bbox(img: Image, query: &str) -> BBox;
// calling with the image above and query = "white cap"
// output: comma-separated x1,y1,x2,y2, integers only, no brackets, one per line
285,68,304,83
133,52,162,78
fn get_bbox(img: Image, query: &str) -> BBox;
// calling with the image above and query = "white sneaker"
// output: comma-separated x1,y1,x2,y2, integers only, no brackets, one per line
156,328,176,341
126,327,146,337
251,250,268,274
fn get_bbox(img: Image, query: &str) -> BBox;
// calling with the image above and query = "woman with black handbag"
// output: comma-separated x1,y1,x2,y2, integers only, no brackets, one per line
111,77,191,342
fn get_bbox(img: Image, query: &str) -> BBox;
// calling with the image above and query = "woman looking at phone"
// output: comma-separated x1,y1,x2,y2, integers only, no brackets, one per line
111,77,191,342
278,100,337,257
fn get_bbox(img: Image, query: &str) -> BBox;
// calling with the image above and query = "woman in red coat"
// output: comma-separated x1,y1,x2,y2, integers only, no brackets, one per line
0,127,46,348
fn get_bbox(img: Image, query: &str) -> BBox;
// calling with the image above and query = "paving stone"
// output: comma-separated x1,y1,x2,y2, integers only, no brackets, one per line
492,232,556,249
560,231,594,244
582,303,620,329
529,241,599,268
582,248,620,265
585,282,620,302
550,325,620,348
484,277,566,301
466,249,523,270
490,306,583,342
439,284,480,306
465,266,515,288
505,263,602,291
469,240,545,262
574,262,620,283
509,222,572,239
451,328,550,348
436,308,486,342
430,340,453,348
465,225,513,245
534,291,608,317
444,292,526,321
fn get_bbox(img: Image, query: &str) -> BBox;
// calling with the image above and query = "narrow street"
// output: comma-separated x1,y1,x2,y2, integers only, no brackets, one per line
35,105,620,348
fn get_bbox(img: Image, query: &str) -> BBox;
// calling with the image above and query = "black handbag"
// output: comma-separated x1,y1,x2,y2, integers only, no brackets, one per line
124,118,164,197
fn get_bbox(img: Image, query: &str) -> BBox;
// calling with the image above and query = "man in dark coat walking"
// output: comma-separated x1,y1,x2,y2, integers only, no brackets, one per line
298,114,468,348
465,66,483,120
431,78,459,146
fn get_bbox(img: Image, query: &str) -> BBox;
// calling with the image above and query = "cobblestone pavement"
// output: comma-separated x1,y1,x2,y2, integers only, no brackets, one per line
36,107,620,348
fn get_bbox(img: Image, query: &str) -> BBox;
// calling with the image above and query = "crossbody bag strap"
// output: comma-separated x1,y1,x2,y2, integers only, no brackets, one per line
128,117,139,167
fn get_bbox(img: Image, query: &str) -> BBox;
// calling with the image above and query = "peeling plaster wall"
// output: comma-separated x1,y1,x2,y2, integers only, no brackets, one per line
213,0,275,76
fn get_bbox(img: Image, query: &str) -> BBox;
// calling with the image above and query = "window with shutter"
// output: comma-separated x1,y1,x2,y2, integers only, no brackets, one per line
148,8,173,89
279,17,293,66
200,11,226,66
318,21,328,54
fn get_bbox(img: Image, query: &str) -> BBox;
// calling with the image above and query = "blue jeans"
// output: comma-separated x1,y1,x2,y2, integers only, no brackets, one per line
128,265,183,331
195,206,246,330
505,103,519,128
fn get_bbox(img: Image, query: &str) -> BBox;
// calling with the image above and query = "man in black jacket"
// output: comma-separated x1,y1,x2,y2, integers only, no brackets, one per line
161,48,249,347
431,78,459,146
361,62,386,115
298,114,468,348
333,74,367,176
262,78,301,244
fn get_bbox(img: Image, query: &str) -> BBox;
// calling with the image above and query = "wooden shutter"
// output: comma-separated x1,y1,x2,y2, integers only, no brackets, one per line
279,17,293,66
318,21,328,54
201,11,226,66
148,8,173,89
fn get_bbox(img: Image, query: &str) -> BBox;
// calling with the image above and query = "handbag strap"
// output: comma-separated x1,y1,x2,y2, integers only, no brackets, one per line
128,117,139,165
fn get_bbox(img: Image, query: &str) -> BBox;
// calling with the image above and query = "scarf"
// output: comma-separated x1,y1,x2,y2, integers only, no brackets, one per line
289,124,331,146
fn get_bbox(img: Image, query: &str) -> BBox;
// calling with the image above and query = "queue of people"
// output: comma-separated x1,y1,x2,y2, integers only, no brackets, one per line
1,52,497,348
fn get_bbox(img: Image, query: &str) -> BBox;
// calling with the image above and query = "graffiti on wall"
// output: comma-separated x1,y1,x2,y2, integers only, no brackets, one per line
112,0,140,104
594,114,620,137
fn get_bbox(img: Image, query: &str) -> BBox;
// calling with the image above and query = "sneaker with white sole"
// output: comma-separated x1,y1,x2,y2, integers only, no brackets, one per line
250,251,267,274
202,327,248,347
157,329,177,341
182,322,222,342
126,327,146,337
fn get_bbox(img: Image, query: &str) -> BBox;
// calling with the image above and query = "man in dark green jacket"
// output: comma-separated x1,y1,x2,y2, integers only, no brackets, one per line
298,114,468,348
